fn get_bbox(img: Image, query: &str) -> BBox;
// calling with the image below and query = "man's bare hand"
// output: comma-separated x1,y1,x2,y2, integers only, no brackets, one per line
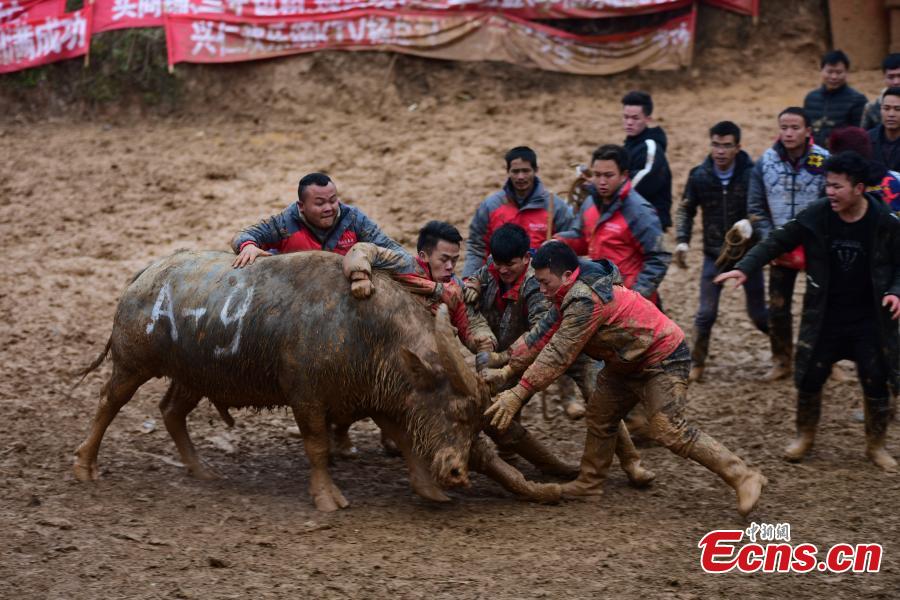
883,294,900,320
713,269,747,289
232,245,271,268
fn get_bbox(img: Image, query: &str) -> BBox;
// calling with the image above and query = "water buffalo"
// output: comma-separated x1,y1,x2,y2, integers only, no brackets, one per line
74,250,560,511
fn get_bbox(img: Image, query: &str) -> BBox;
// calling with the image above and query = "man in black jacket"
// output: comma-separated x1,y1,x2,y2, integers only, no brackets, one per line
803,49,868,148
622,90,673,230
716,152,900,471
868,86,900,172
675,121,769,382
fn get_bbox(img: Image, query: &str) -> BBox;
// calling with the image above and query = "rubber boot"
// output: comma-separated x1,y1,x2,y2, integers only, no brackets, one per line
764,327,792,381
864,398,897,471
689,328,710,383
783,391,820,462
559,430,618,497
615,422,656,487
687,431,766,517
500,427,580,478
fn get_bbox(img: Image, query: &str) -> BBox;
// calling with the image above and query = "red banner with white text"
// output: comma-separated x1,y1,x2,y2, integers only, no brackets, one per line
0,7,91,73
702,0,758,17
93,0,693,33
164,7,694,74
0,0,65,25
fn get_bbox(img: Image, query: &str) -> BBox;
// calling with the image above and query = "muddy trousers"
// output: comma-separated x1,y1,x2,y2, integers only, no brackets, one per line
796,323,891,434
573,343,752,492
768,265,799,365
692,254,769,367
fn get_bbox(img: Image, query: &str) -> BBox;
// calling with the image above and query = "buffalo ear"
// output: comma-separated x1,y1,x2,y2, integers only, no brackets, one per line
400,347,436,391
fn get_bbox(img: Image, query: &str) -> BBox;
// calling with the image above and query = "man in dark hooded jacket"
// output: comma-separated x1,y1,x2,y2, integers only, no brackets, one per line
717,151,900,472
675,121,768,382
621,91,673,230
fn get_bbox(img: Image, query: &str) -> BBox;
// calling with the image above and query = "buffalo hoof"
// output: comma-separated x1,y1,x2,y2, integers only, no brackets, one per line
332,442,360,460
73,457,99,482
189,463,221,481
312,483,350,512
409,477,452,503
381,435,401,458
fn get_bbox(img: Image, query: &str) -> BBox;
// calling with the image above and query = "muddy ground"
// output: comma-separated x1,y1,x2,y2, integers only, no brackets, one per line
2,36,900,599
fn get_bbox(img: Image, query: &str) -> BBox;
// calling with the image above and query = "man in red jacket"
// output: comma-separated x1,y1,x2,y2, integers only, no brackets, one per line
555,144,670,305
231,172,404,267
485,242,766,516
462,146,573,277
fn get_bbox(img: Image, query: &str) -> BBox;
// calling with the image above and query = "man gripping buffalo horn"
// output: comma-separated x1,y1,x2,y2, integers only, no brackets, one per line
463,223,655,487
485,242,766,517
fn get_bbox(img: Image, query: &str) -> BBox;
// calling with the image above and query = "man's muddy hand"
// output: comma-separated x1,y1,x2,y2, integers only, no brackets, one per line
350,272,375,299
232,245,271,268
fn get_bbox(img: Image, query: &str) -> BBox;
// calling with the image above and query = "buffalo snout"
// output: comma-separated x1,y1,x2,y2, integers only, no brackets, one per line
431,446,471,489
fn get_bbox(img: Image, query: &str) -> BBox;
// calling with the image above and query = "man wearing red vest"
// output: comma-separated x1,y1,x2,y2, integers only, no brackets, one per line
462,146,573,278
231,172,404,267
484,242,766,516
554,144,670,305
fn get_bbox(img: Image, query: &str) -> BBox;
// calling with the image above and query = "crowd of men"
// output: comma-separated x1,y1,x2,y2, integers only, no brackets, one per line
228,49,900,516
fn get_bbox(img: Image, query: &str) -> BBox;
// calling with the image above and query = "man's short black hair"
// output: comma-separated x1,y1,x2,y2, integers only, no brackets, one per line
505,146,538,170
778,106,810,127
825,151,876,187
532,241,579,276
490,223,531,264
883,53,900,72
590,144,629,173
883,86,900,103
297,172,333,202
621,90,653,116
418,220,463,254
821,49,850,69
709,121,741,144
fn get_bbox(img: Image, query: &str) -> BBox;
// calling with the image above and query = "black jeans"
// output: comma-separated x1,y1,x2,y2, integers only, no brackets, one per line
798,322,889,398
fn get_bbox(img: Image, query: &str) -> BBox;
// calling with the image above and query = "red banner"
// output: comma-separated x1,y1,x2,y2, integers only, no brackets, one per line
702,0,758,17
0,0,65,25
0,7,91,73
165,7,694,74
94,0,692,33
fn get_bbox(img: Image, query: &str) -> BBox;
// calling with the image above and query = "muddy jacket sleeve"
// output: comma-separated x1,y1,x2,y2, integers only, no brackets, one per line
353,210,406,254
523,278,551,329
630,203,671,298
734,218,804,276
463,202,492,278
675,170,700,246
512,296,602,400
554,198,590,255
747,160,773,240
231,207,290,253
